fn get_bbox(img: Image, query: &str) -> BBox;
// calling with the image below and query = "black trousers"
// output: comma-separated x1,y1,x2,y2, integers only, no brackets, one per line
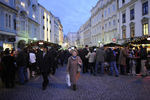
89,63,95,74
42,72,49,87
83,60,88,73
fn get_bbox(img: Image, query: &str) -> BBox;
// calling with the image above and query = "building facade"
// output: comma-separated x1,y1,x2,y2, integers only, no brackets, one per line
39,4,51,42
67,32,78,47
90,0,118,46
78,18,92,47
0,0,17,50
118,0,150,43
15,0,40,44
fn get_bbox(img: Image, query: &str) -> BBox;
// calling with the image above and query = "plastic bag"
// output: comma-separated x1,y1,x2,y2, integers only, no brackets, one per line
66,73,71,87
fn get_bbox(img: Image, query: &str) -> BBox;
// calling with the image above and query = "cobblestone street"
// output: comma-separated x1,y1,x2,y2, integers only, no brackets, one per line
0,66,150,100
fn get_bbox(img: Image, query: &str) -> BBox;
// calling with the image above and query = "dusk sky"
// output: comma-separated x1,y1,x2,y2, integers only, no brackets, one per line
38,0,98,35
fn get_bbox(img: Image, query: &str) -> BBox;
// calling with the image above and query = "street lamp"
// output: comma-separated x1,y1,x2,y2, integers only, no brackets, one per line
33,38,37,41
98,41,101,47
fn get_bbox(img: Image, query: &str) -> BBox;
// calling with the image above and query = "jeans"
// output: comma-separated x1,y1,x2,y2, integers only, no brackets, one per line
95,61,104,74
19,66,28,84
109,61,119,76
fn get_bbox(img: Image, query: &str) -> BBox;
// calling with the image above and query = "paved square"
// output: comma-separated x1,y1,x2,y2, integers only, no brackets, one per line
0,67,150,100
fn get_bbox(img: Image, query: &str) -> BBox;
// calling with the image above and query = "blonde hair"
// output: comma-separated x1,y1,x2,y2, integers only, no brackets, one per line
71,49,78,55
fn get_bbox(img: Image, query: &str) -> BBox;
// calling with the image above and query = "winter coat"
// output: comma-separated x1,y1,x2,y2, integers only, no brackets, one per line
36,50,51,73
119,48,128,66
67,56,82,84
16,50,28,67
96,47,105,63
86,52,96,63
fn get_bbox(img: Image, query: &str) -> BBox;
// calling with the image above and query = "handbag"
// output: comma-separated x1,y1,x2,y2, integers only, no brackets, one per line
66,73,71,87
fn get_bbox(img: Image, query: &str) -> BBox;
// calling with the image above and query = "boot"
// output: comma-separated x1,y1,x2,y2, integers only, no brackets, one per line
73,84,76,91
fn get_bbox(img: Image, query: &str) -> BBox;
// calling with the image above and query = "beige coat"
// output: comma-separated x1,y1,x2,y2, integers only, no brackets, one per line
119,48,128,66
67,56,82,84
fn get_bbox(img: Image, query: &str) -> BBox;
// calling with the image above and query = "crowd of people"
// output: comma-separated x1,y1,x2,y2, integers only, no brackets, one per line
0,44,150,91
0,46,70,89
78,45,150,77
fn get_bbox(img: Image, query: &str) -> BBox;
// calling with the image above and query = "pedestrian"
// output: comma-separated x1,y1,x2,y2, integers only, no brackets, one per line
119,46,129,75
1,48,16,88
85,48,96,75
95,45,105,75
82,45,89,73
67,50,82,91
128,47,136,76
139,46,148,77
29,49,36,78
107,48,119,77
16,48,28,85
36,46,51,90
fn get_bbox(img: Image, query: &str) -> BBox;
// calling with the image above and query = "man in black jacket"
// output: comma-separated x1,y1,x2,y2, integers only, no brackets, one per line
36,46,51,90
16,48,28,85
1,48,16,88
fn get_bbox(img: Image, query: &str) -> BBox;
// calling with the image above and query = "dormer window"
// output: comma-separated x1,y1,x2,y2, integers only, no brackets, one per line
32,4,36,11
122,0,125,4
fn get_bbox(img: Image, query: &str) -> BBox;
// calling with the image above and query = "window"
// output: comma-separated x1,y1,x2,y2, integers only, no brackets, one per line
122,0,125,4
122,13,126,23
112,4,116,11
130,9,134,20
5,13,11,29
43,26,45,30
109,21,111,27
122,28,126,39
34,28,36,35
21,21,25,31
14,19,16,30
5,14,8,28
142,1,148,15
9,15,11,28
108,8,110,14
130,25,135,38
104,10,107,17
143,23,149,35
43,16,45,19
113,19,116,25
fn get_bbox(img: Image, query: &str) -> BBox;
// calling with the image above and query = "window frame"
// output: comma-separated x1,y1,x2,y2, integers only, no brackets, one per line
142,1,148,16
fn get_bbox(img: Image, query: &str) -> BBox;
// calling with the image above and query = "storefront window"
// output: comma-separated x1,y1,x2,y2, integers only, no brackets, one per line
3,43,13,51
143,23,149,35
130,26,135,38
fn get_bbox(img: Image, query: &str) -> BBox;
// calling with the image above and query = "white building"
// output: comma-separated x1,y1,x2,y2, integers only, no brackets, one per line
15,0,40,43
118,0,150,43
38,4,51,42
78,18,92,47
67,32,78,47
91,0,118,46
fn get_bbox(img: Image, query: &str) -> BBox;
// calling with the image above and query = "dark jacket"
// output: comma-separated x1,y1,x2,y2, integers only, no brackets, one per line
106,49,116,62
96,47,105,63
2,55,15,72
16,50,27,67
36,50,51,73
140,48,147,60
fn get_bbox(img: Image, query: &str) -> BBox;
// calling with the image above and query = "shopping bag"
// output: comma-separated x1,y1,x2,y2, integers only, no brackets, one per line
66,73,71,87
